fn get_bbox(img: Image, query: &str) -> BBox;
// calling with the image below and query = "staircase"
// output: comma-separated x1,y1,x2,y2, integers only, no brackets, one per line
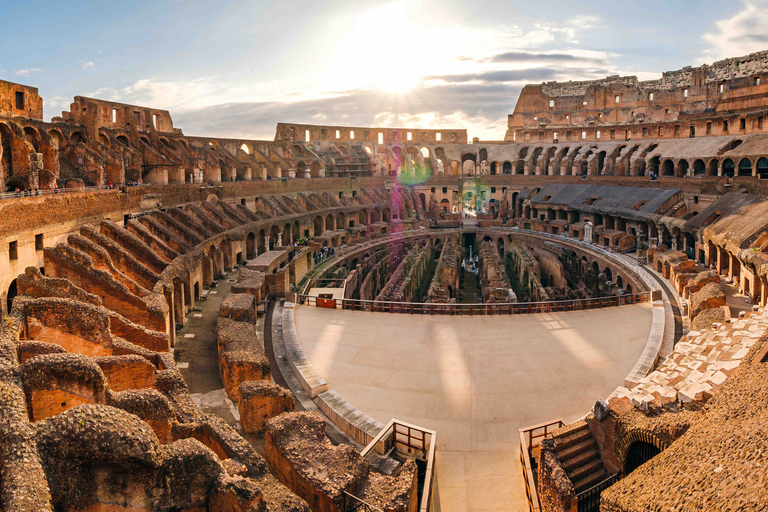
459,268,480,303
550,420,608,494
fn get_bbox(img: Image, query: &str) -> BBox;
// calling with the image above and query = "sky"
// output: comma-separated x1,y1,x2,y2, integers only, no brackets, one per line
1,0,767,141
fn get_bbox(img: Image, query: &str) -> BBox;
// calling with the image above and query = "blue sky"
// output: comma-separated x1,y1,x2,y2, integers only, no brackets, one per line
1,0,766,140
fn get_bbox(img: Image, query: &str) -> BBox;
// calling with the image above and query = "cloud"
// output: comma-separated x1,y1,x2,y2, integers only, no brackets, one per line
81,61,96,70
702,1,768,61
171,82,522,142
484,51,609,67
13,68,41,77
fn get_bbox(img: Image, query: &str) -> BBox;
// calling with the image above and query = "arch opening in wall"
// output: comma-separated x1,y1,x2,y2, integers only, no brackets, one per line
677,159,689,177
708,159,719,176
503,161,512,174
649,156,661,176
625,441,661,476
70,131,86,144
693,159,705,176
723,158,735,177
738,158,753,176
6,278,18,314
757,157,768,178
240,143,251,155
661,159,675,176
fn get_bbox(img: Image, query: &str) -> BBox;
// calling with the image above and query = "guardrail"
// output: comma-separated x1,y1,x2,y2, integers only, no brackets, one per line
519,420,566,512
576,472,620,512
361,419,437,512
298,292,650,315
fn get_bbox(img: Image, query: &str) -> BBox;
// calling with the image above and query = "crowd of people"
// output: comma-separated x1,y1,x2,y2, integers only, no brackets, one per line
314,246,335,265
13,187,40,197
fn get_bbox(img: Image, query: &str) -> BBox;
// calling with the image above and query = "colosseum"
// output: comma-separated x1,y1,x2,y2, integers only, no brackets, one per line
2,46,768,512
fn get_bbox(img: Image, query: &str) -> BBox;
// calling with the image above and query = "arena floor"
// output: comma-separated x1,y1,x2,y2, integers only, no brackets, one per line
294,303,654,512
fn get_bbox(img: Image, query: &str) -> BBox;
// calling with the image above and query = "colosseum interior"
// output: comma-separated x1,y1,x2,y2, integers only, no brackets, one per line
2,48,768,512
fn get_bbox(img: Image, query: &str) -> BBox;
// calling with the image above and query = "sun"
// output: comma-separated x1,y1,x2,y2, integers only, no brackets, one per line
327,2,426,93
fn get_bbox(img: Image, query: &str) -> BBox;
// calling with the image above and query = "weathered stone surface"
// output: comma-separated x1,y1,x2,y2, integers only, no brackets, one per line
238,380,294,434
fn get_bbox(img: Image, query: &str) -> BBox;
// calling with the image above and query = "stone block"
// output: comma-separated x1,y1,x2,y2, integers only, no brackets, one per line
238,380,295,434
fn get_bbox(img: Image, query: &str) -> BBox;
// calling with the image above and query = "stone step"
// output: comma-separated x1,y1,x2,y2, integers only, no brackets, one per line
552,425,592,450
561,447,599,471
572,468,608,495
567,457,603,483
555,438,595,462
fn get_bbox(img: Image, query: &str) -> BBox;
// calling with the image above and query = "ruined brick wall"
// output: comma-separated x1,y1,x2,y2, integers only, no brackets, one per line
0,79,43,119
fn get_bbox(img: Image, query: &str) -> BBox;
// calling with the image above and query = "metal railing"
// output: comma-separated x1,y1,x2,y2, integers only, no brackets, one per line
576,472,620,512
361,419,437,512
343,491,384,512
518,420,566,512
298,292,650,315
0,183,137,201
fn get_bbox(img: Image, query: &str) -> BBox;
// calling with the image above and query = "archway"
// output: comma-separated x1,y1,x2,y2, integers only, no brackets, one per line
661,159,675,176
503,161,512,174
723,158,735,177
314,216,323,236
758,157,768,179
693,159,705,176
6,279,17,314
246,232,256,259
738,158,753,176
708,159,719,176
625,441,661,476
258,229,266,254
269,225,280,250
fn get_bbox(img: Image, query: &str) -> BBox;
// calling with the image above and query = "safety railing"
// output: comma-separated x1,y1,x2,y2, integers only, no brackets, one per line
361,419,437,512
576,472,620,512
342,491,384,512
298,292,650,315
519,420,565,512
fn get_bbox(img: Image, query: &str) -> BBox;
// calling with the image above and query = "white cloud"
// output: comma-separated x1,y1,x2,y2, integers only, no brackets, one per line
81,61,96,70
702,1,768,62
13,68,41,77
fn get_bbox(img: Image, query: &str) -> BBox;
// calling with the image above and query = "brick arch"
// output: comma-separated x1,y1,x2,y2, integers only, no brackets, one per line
617,429,668,466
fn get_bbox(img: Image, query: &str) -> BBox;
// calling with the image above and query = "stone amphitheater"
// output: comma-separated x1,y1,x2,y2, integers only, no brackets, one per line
2,50,768,512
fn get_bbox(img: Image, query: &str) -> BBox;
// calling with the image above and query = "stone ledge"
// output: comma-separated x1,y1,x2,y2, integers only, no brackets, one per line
281,302,328,398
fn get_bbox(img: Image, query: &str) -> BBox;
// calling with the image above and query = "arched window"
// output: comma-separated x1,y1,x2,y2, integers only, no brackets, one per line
722,158,735,177
738,158,753,176
756,157,768,178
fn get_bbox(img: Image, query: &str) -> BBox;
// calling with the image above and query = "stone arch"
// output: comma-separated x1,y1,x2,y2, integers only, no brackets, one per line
246,232,256,259
757,157,768,178
707,159,719,176
313,216,323,236
258,229,266,254
503,161,512,174
219,239,232,271
325,213,334,232
269,225,280,250
722,158,735,177
738,158,753,176
6,278,17,314
676,159,689,178
70,131,87,145
0,123,17,188
617,430,667,475
23,126,41,153
383,207,392,222
293,220,301,241
661,159,675,177
284,223,293,245
693,159,705,176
